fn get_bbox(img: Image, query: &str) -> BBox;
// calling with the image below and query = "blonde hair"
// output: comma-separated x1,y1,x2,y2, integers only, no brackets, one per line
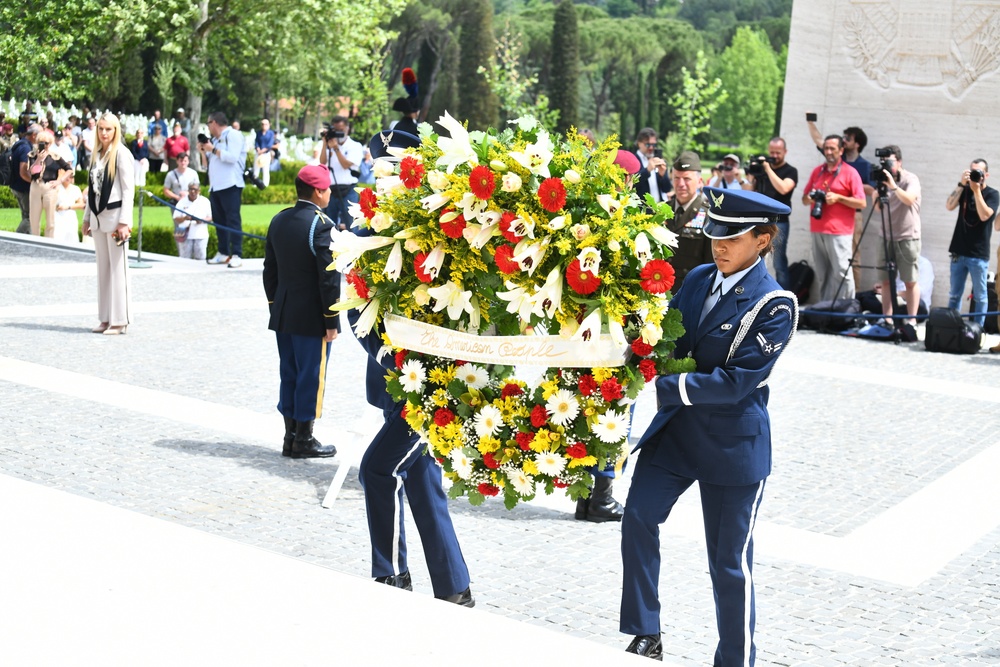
91,113,122,183
37,129,56,146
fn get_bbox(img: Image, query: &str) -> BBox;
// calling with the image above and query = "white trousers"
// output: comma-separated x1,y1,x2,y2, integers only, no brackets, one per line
93,229,131,326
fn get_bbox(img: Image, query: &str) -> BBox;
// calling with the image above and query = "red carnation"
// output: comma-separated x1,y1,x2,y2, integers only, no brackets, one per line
631,339,654,357
578,374,597,396
477,483,500,497
639,259,675,294
639,359,657,383
483,452,500,469
414,253,433,283
515,431,534,450
530,404,548,428
454,360,467,366
359,187,378,219
500,383,524,399
434,408,455,427
494,244,520,274
469,165,496,200
566,442,588,459
538,177,567,213
499,211,522,243
395,349,408,369
399,155,425,190
565,258,601,295
553,479,569,488
401,405,409,418
439,210,467,239
347,269,370,299
600,378,624,402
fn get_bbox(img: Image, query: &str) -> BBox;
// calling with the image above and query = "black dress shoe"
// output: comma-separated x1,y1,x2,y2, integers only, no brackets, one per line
290,420,337,459
583,476,624,523
374,571,413,591
625,634,662,660
436,587,475,608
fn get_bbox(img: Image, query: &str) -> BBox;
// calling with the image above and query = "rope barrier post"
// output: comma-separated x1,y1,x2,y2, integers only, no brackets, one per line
129,189,152,269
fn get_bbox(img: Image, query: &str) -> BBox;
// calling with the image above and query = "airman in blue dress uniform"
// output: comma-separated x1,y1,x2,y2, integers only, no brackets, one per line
620,187,799,664
263,164,341,459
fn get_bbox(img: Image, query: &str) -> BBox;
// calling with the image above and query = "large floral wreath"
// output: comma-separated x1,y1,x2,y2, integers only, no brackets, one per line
331,114,694,508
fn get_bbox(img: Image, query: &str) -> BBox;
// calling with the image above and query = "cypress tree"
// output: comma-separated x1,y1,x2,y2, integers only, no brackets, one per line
456,0,499,130
550,0,580,133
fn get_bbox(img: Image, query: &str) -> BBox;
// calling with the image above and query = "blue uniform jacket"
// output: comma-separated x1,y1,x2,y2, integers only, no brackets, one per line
636,261,796,486
347,309,398,412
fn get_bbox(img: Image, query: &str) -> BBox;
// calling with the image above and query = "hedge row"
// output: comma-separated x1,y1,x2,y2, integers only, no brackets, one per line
130,224,269,259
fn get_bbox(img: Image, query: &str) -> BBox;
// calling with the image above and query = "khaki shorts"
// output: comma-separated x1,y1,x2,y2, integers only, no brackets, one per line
876,238,921,283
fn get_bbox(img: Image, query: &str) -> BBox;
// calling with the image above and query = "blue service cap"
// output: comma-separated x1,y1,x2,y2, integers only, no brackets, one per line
368,128,421,160
701,186,790,239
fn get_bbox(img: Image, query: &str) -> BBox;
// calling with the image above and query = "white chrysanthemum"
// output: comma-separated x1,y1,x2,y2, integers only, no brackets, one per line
508,469,535,496
593,410,629,443
474,405,504,437
534,451,567,477
450,448,474,480
399,359,426,392
458,364,490,390
545,389,580,426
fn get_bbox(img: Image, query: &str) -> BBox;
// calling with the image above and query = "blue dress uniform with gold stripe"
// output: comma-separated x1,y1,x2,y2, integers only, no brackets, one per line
620,187,798,665
263,200,340,456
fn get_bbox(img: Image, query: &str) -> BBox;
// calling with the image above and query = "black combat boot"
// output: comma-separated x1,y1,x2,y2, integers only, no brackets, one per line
281,416,296,457
290,420,337,459
584,476,624,522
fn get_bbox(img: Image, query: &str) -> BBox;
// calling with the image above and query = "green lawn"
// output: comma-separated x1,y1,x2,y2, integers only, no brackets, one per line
0,204,290,232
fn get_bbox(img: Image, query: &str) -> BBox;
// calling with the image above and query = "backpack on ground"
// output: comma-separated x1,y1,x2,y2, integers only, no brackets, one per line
799,298,861,332
786,260,814,303
925,307,982,354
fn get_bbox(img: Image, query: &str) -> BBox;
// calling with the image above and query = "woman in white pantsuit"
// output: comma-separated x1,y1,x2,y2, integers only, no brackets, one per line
82,113,135,335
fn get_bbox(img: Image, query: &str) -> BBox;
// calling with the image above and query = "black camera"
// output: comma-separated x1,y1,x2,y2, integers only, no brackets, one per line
321,125,345,141
873,147,893,159
871,147,897,185
970,168,985,183
197,133,211,145
808,189,826,219
652,148,662,159
746,155,774,176
243,167,266,190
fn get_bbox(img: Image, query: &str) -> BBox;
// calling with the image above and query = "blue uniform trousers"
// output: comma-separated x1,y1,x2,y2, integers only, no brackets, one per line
359,406,470,599
275,332,331,422
621,443,765,667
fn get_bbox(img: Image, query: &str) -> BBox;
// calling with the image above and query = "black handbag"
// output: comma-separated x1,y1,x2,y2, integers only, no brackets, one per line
925,307,982,354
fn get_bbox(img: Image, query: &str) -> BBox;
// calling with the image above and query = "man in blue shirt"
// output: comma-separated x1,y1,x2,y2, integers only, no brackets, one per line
253,118,276,187
10,124,39,234
199,111,246,268
147,109,169,139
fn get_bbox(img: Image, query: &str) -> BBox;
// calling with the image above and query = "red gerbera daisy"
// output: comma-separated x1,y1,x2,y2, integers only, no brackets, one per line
469,165,496,200
530,404,548,428
483,452,500,469
638,359,657,383
439,210,467,239
434,408,455,427
346,269,370,299
578,374,597,396
395,349,408,369
401,405,409,419
537,177,567,213
500,382,524,399
631,339,654,357
477,483,500,497
414,253,433,283
499,211,522,243
399,155,425,189
566,442,588,459
565,258,601,295
639,259,675,294
515,431,534,450
359,187,378,219
494,244,519,274
600,378,624,402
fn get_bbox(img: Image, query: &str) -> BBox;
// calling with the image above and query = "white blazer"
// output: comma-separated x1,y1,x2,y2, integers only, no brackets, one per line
83,148,135,232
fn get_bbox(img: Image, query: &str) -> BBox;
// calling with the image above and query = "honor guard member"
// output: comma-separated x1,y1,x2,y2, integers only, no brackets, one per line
263,164,340,459
342,129,475,606
665,150,711,290
620,187,798,664
390,67,420,136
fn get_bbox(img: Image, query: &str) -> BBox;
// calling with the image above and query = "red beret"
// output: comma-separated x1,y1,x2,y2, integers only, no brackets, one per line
298,164,331,190
614,149,641,175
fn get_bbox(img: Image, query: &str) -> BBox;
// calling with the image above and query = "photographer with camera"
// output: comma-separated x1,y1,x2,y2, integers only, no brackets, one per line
944,159,998,327
199,111,246,268
747,137,798,288
801,135,867,301
633,128,671,205
320,115,364,233
871,145,922,326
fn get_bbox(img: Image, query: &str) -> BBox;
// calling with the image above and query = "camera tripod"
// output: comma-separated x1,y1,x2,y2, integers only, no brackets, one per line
830,180,913,343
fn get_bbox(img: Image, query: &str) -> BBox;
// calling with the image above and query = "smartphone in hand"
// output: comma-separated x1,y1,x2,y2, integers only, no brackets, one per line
806,112,818,122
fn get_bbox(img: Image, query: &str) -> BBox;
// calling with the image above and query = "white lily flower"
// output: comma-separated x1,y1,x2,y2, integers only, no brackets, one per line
547,215,567,231
422,243,446,280
501,172,522,192
647,225,679,249
509,215,535,239
596,193,622,215
571,308,603,342
497,281,536,322
370,211,393,233
347,201,367,228
563,168,581,184
420,192,451,213
330,233,396,272
508,130,554,177
375,175,403,197
607,318,627,348
640,320,662,346
470,222,498,249
435,111,478,173
489,159,508,172
577,247,602,274
634,232,652,265
479,209,502,226
393,227,420,239
384,241,403,281
372,159,395,178
427,169,450,191
457,191,489,222
469,295,481,331
439,209,462,224
532,267,563,319
427,281,474,321
512,238,547,276
608,239,621,252
352,298,381,338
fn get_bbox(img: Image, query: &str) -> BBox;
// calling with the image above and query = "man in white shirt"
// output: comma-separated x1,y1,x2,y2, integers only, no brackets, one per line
321,115,363,232
199,111,246,268
173,182,213,260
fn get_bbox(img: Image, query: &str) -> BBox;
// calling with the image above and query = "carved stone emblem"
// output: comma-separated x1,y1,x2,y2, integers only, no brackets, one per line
845,1,1000,98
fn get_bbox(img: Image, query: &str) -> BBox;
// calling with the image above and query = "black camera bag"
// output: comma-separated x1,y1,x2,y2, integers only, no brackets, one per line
985,280,998,335
799,298,860,332
785,260,814,302
924,307,982,354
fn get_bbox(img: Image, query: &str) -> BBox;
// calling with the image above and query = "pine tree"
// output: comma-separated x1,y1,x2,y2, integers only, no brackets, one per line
456,0,499,130
549,0,579,133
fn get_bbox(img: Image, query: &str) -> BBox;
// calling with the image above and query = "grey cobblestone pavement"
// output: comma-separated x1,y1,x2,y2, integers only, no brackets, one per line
2,232,1000,665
